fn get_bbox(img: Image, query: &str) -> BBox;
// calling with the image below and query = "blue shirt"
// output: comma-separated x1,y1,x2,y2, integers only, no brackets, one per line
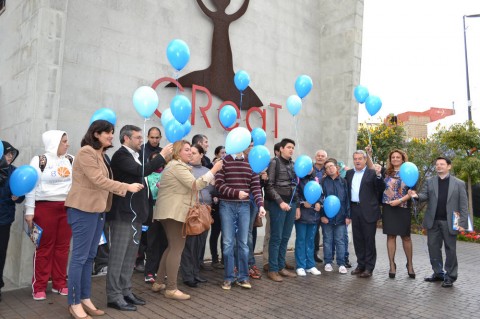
351,166,366,202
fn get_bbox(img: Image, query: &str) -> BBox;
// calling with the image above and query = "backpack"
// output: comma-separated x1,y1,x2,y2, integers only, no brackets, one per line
38,154,74,173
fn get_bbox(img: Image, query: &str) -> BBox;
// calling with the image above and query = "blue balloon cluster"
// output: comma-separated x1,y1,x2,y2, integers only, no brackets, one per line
294,155,313,178
234,70,250,92
170,95,192,124
9,165,39,196
165,119,185,143
90,108,116,125
248,145,270,173
295,75,313,99
324,195,340,218
399,162,419,188
251,128,266,146
304,181,322,205
133,86,159,119
225,127,251,154
286,95,302,116
219,105,237,128
166,39,190,71
0,140,3,156
182,120,192,136
161,108,174,127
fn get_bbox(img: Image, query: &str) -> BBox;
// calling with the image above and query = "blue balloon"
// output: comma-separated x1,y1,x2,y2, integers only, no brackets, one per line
170,95,192,124
354,85,369,103
304,181,322,205
234,70,250,92
225,127,251,154
294,155,313,178
219,105,237,128
251,128,266,146
90,108,116,125
248,145,271,173
9,165,39,196
133,86,159,118
324,195,341,218
0,140,3,156
365,95,382,116
182,120,192,137
160,108,174,127
165,119,185,143
399,162,419,188
295,75,313,98
166,39,190,71
286,95,302,116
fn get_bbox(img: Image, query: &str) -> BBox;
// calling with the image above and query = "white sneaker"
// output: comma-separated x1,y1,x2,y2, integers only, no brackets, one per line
306,267,321,275
296,268,307,276
324,263,333,272
339,265,348,274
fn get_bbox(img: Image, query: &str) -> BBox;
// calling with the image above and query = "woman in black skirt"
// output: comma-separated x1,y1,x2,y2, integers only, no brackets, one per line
380,149,415,279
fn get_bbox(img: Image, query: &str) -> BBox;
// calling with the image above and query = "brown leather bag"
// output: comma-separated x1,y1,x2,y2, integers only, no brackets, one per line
253,213,263,227
182,182,213,237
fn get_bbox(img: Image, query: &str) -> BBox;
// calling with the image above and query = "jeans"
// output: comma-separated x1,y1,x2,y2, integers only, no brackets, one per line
323,223,347,266
220,200,250,282
248,200,258,266
67,208,105,305
294,222,317,270
267,200,297,272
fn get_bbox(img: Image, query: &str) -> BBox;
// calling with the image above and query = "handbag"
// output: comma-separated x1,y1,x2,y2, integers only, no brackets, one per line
253,213,263,227
182,181,213,237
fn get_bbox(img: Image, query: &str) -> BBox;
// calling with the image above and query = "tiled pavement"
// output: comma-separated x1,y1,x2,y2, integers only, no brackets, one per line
1,230,479,319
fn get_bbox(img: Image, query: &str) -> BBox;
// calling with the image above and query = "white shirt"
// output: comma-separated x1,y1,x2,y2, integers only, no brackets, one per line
351,166,366,203
123,145,142,165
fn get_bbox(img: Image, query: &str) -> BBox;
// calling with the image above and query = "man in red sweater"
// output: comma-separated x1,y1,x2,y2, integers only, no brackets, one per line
215,147,266,290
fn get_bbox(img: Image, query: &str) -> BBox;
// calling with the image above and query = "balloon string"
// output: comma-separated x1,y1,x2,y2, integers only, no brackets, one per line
142,118,147,179
129,193,139,245
174,70,179,95
239,92,244,122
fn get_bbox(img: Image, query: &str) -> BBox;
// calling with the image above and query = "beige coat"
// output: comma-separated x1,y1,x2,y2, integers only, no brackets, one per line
65,145,129,213
153,159,213,223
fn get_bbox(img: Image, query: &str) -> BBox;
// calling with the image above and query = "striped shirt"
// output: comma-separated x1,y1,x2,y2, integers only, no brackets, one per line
215,154,264,207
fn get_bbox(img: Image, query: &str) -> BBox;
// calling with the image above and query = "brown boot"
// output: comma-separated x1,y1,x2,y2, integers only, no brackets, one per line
267,271,283,282
279,268,297,278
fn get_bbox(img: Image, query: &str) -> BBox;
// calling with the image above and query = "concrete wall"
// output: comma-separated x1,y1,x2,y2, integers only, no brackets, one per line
0,0,363,288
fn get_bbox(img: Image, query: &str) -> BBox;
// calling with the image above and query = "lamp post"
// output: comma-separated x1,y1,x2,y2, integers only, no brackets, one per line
463,14,480,121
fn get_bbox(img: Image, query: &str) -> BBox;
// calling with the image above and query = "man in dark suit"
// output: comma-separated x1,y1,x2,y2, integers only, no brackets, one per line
106,125,172,311
345,150,384,278
409,157,468,288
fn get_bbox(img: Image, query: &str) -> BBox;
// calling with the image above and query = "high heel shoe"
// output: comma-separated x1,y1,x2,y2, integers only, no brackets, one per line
406,263,416,279
81,302,105,316
388,263,396,279
68,305,92,319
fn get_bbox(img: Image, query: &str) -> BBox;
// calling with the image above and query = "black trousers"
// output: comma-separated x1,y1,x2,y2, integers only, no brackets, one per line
144,221,168,276
351,205,377,271
0,224,11,289
209,204,223,263
180,230,208,282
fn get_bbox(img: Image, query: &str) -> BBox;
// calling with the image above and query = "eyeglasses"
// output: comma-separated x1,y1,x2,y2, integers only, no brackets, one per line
131,136,143,141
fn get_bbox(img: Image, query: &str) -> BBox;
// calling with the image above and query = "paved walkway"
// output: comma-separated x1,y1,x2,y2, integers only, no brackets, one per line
1,230,479,319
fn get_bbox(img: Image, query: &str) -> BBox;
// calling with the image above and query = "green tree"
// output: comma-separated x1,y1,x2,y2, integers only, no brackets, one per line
438,121,480,220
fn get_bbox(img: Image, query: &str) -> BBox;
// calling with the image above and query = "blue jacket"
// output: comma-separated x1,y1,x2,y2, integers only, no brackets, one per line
0,142,25,225
320,175,350,225
296,172,321,225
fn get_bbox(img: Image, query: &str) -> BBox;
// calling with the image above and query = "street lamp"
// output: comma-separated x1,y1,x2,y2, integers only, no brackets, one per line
463,14,480,121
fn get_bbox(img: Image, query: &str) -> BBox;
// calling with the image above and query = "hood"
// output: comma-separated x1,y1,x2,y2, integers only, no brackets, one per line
2,141,19,164
42,130,67,155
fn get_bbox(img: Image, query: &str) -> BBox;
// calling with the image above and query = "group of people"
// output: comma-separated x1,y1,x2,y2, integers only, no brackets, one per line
0,121,470,318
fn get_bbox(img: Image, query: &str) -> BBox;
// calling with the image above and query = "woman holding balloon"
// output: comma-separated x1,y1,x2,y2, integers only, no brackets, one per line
376,149,415,279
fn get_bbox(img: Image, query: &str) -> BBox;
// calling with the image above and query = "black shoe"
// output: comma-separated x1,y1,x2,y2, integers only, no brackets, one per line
194,276,208,283
183,281,198,288
124,293,146,305
351,267,364,275
424,273,444,282
406,263,416,279
107,300,137,311
359,270,372,278
314,254,323,263
344,260,352,268
200,263,213,271
389,262,396,279
442,278,453,288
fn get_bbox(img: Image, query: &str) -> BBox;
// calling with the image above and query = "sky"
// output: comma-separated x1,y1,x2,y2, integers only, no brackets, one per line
359,0,480,123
